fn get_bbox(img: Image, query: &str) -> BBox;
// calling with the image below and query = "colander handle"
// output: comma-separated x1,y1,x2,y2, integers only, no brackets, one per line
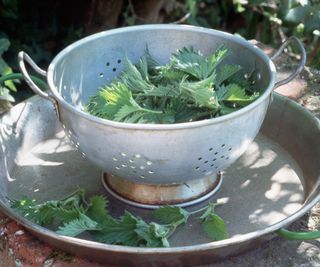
277,228,320,240
271,36,306,88
18,51,59,117
18,51,48,98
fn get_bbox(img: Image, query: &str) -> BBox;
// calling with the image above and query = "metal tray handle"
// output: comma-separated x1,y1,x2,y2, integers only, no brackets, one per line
277,228,320,240
271,36,306,89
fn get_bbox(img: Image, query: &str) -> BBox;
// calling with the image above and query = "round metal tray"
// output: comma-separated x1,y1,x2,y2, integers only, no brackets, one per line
0,94,319,266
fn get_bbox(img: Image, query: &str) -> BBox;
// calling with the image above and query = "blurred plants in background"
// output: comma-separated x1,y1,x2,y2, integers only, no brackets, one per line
179,0,320,67
0,0,319,108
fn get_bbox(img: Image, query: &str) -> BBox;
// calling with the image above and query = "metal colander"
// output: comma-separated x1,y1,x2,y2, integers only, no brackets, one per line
18,24,305,185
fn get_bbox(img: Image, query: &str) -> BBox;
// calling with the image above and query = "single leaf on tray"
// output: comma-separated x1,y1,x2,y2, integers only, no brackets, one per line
201,213,228,241
86,195,110,223
153,205,190,224
57,213,101,237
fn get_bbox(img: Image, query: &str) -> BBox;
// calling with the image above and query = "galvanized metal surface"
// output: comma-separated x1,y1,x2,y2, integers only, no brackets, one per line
18,24,306,187
0,94,319,266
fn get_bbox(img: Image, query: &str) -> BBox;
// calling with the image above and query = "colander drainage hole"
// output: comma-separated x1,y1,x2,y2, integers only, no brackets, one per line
99,73,104,78
221,155,225,159
198,157,202,160
214,152,218,155
221,144,225,147
204,160,208,164
228,147,232,151
106,62,110,66
112,68,117,72
117,59,121,64
209,148,213,151
195,166,200,170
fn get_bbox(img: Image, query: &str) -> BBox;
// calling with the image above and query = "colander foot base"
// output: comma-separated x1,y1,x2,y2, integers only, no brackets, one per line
101,172,223,209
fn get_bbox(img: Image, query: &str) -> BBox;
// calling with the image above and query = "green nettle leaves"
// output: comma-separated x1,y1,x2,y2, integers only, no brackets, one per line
85,45,260,124
11,189,228,248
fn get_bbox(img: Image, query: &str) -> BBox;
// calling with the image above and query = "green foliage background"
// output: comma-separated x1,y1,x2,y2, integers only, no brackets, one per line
0,0,319,106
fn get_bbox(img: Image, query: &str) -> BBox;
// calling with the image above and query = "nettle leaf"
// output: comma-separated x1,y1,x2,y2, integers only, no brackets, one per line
86,196,110,223
93,211,142,246
144,84,180,97
57,213,101,237
153,206,190,224
135,222,170,247
171,46,228,80
216,64,242,86
86,83,138,119
223,84,259,107
144,46,160,74
152,65,185,83
171,46,206,79
9,198,81,225
201,213,228,241
180,74,219,109
122,56,154,93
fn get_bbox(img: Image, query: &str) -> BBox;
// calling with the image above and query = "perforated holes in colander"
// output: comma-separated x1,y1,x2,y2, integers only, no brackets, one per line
195,144,234,173
112,152,155,179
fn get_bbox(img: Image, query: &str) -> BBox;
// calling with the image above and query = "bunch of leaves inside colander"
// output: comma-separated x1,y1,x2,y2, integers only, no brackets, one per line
11,188,227,247
85,46,259,123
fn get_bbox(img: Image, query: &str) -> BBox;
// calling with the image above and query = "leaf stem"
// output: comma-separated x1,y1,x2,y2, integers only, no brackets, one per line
189,202,223,215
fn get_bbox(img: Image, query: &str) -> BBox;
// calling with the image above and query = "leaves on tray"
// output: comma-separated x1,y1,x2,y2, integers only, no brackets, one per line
11,189,228,248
